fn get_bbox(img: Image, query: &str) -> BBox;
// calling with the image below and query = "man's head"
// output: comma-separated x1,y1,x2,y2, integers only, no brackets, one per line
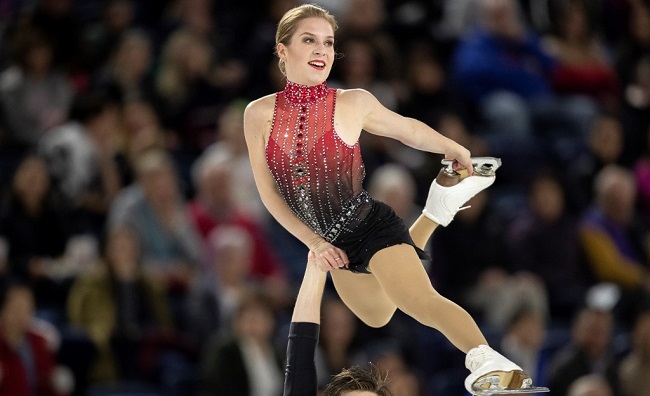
323,365,393,396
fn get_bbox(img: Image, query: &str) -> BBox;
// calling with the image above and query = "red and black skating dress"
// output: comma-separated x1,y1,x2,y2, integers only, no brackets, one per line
266,80,428,273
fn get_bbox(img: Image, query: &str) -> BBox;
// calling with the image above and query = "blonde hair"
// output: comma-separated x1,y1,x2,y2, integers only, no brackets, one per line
275,4,338,75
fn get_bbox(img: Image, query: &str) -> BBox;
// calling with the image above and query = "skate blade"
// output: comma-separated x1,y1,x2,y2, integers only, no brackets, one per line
441,157,502,177
472,386,549,395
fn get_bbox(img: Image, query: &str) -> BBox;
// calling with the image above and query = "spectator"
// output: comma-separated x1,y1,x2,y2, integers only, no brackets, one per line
315,297,361,388
0,29,73,149
210,100,267,221
564,114,624,214
0,282,65,396
120,98,168,181
108,149,201,289
500,305,550,387
185,226,259,345
0,155,69,300
67,226,174,382
38,92,123,238
618,309,650,396
201,289,283,396
548,307,619,396
154,28,226,157
567,374,614,396
83,0,137,72
579,165,650,296
19,0,83,72
91,29,157,107
543,0,619,110
451,0,597,140
188,148,287,286
507,171,590,320
430,189,509,312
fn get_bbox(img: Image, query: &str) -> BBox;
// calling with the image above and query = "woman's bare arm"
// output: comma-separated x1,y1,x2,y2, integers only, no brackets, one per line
339,89,474,173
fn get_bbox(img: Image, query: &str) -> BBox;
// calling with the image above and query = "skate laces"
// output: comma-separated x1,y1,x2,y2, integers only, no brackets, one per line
465,345,493,371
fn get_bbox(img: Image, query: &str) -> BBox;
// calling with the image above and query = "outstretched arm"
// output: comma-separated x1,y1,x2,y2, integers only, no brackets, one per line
283,252,327,396
338,88,474,174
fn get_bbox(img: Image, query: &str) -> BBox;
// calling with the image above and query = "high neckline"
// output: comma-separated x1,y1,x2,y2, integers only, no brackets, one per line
283,80,328,104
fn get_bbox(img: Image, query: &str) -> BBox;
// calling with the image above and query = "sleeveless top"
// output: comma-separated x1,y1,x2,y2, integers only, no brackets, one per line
266,81,372,242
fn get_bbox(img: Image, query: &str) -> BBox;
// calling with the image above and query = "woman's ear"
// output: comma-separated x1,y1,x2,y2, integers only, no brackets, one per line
277,43,287,60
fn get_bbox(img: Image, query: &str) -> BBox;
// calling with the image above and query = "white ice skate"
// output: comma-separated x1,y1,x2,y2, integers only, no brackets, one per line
465,345,549,396
422,157,501,226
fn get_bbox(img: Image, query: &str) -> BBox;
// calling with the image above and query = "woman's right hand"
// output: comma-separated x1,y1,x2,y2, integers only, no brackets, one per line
310,239,349,271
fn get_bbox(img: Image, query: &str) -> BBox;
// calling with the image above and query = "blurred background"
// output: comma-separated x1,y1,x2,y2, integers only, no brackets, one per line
0,0,649,395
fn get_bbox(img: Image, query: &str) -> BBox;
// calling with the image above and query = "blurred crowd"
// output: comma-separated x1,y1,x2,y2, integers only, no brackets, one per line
0,0,649,395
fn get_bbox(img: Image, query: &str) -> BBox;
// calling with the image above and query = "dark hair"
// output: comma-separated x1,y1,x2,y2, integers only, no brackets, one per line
323,365,393,396
69,91,117,124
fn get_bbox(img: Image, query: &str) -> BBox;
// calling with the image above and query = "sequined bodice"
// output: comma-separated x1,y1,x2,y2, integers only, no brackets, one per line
266,81,371,242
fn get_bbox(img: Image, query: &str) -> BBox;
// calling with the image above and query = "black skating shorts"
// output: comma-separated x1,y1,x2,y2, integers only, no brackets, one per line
332,199,430,274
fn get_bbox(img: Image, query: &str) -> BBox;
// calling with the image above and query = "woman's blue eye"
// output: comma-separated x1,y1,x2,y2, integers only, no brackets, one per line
304,38,314,43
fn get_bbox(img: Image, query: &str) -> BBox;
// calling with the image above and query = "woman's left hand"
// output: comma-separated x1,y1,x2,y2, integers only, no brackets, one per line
310,240,349,271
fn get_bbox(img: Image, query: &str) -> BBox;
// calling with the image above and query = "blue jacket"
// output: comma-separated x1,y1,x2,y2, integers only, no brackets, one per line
452,28,557,102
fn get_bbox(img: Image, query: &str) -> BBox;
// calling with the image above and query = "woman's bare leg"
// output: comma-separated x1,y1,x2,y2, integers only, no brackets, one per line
368,244,487,353
330,214,437,328
409,214,438,249
330,270,397,328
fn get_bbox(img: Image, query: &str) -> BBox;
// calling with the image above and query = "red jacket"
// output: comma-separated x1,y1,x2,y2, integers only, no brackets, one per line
187,200,286,279
0,330,61,396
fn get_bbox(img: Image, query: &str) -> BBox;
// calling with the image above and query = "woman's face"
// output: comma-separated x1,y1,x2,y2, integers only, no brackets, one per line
13,157,50,202
278,17,335,85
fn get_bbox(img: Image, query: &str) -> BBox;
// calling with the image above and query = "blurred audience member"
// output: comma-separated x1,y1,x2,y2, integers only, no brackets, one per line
618,309,650,396
201,289,283,396
579,165,650,296
188,148,287,287
19,0,82,72
83,0,137,71
209,100,266,220
0,282,66,396
549,307,619,396
315,296,361,388
500,305,549,387
543,0,619,109
564,114,624,213
508,172,590,320
451,0,597,140
108,149,200,289
38,92,123,238
120,98,168,179
0,29,73,149
336,0,401,86
91,29,157,107
186,226,258,345
363,339,423,396
430,190,509,313
332,37,398,110
67,226,174,382
0,155,69,303
615,2,650,88
368,163,421,226
154,28,226,155
567,374,614,396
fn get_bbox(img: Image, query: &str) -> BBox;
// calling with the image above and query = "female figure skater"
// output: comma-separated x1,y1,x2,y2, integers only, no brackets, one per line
244,4,543,394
